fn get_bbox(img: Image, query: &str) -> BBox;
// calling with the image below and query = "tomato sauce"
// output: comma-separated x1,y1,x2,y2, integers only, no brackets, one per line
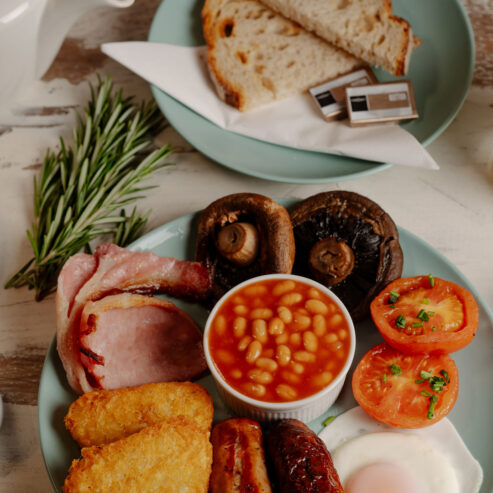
208,278,351,402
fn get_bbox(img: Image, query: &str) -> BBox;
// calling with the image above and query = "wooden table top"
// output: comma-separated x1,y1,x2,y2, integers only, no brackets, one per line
0,1,492,491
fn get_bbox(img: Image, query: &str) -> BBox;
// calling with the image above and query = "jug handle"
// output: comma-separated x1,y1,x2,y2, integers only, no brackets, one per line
36,0,135,79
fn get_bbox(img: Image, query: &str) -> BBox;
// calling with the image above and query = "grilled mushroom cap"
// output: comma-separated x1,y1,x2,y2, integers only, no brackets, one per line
196,193,295,302
290,191,403,321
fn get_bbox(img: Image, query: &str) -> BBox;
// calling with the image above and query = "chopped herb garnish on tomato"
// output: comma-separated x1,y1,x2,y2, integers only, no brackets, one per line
421,390,432,397
420,370,433,380
427,394,438,419
429,376,446,392
431,326,437,332
440,369,450,383
322,416,335,427
428,274,435,288
389,363,401,376
382,373,387,383
418,369,447,393
412,322,423,328
389,291,400,304
352,343,458,428
371,275,478,355
395,315,406,329
389,304,396,309
415,378,425,384
417,309,429,322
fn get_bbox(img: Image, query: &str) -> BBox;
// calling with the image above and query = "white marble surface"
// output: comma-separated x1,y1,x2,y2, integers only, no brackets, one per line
0,3,493,491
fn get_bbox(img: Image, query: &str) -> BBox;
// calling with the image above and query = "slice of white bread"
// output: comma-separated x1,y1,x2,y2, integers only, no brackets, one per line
257,0,415,76
202,0,362,111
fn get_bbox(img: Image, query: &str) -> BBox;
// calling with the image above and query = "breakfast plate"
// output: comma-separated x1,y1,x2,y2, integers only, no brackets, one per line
148,0,474,184
38,201,493,492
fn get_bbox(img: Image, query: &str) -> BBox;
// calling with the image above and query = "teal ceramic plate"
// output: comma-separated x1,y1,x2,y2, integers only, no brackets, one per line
148,0,474,184
39,202,493,492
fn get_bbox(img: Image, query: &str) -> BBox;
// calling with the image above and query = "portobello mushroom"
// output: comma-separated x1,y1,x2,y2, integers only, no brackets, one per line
290,191,403,321
196,193,295,303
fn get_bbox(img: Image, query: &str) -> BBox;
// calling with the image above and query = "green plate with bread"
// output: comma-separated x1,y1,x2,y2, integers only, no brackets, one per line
148,0,474,184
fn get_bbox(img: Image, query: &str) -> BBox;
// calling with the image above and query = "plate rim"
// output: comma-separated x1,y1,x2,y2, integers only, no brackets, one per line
418,0,475,148
38,206,493,492
147,0,475,184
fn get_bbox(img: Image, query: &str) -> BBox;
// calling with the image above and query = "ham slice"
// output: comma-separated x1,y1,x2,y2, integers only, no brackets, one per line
79,294,207,389
56,244,211,394
56,253,97,394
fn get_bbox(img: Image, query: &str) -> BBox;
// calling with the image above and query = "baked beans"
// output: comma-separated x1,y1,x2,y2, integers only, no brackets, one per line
238,335,252,351
256,357,278,372
277,306,293,324
250,308,273,320
313,314,327,337
276,384,297,400
305,299,329,315
279,292,303,306
268,317,285,335
276,345,291,367
272,280,296,296
234,305,248,316
233,317,247,338
208,278,351,402
252,319,268,343
246,340,262,363
292,312,311,331
275,333,289,344
244,285,268,297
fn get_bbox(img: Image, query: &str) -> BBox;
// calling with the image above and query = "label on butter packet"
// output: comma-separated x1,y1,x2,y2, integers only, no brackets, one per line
346,80,418,126
309,68,377,120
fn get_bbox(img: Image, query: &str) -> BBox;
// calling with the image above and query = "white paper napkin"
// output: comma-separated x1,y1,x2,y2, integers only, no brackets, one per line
102,42,438,170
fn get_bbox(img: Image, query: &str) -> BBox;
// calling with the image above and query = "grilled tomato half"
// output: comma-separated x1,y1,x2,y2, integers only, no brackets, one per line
370,275,478,354
352,343,459,428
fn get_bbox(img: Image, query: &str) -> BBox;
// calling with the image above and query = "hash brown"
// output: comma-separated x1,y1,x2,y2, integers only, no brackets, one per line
65,382,213,447
62,416,212,493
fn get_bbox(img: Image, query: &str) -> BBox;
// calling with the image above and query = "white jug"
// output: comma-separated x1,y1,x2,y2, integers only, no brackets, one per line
0,0,134,107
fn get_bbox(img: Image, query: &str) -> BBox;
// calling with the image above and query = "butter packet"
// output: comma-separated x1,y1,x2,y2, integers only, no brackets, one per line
346,80,418,126
309,68,377,120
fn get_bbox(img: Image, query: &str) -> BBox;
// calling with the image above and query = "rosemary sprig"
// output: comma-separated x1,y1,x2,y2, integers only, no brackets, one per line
5,76,174,300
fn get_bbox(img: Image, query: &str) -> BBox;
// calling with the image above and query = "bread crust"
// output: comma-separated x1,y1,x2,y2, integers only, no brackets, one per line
201,0,362,111
258,0,416,76
389,15,413,76
202,0,245,110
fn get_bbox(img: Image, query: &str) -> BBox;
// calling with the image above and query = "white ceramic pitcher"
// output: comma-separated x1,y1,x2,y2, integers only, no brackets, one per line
0,0,134,107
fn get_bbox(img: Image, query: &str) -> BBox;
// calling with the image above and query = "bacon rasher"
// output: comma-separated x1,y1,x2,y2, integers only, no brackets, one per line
56,244,211,394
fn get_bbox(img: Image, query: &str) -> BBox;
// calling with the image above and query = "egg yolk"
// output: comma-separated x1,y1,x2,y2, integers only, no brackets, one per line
346,462,423,493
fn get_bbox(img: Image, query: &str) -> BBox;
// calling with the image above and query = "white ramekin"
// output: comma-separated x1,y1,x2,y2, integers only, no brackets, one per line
203,274,356,423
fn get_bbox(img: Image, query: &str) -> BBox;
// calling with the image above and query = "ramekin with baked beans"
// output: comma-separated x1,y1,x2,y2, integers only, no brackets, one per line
203,274,356,423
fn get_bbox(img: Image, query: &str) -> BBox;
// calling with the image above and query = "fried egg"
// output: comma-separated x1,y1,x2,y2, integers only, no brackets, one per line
318,407,483,493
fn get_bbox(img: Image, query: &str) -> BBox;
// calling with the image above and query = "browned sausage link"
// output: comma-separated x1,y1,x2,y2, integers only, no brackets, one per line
210,418,273,493
267,419,343,493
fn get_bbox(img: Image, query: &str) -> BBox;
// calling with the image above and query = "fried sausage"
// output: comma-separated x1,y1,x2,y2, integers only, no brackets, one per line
267,419,343,493
210,418,272,493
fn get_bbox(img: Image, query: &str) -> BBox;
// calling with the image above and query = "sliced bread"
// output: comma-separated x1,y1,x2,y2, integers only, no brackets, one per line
202,0,362,111
257,0,416,76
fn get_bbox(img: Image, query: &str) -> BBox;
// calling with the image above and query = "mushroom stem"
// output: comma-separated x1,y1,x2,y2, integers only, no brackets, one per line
308,237,355,287
216,223,259,266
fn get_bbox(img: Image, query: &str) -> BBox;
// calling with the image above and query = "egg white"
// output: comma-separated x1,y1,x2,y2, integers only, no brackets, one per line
318,407,483,493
